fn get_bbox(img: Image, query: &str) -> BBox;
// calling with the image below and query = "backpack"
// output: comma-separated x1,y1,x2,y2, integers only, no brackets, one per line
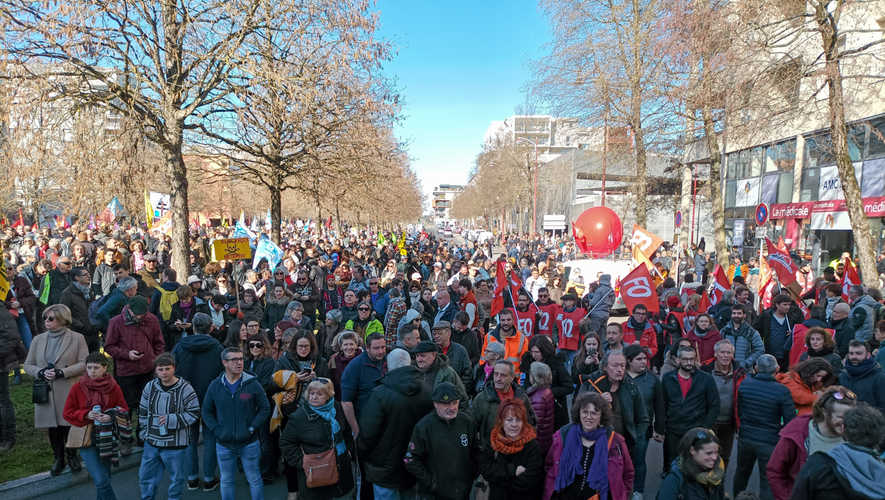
88,294,111,327
154,286,179,322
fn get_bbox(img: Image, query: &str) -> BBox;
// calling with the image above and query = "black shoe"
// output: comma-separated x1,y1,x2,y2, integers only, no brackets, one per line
203,477,220,491
187,479,200,491
50,458,65,476
67,454,82,472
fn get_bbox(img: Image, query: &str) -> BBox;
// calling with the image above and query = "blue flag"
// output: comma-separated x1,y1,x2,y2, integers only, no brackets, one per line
253,236,284,270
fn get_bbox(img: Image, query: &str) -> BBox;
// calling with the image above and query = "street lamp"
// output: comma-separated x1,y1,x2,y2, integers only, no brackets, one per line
516,137,539,235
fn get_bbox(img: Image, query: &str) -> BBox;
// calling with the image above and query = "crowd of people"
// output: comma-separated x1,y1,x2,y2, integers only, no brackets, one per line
2,221,885,500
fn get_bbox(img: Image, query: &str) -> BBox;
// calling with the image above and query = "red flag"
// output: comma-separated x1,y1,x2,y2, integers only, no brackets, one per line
618,265,659,313
765,238,798,286
708,266,731,307
490,260,508,317
698,290,711,314
841,257,860,302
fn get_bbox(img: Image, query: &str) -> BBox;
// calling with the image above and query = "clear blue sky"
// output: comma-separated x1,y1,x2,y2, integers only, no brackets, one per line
375,0,548,209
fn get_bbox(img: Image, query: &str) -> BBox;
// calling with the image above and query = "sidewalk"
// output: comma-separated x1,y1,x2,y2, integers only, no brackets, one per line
0,446,145,500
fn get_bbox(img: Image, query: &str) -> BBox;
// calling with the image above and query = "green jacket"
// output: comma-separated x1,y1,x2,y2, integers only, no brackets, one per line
345,318,384,340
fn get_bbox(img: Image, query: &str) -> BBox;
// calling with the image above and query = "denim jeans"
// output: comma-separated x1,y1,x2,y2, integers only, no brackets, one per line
733,439,776,500
187,419,217,481
0,369,13,441
80,443,117,500
632,437,650,493
14,314,32,349
217,440,263,500
374,484,418,500
139,443,187,500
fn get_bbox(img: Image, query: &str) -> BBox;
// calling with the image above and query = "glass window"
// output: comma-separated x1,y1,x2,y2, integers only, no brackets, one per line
869,117,885,157
725,181,737,208
800,168,819,202
806,134,835,168
765,140,797,172
777,172,794,203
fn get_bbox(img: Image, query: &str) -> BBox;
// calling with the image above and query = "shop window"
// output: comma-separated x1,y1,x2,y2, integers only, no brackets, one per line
778,172,794,203
800,167,819,202
806,134,835,168
765,139,797,172
725,181,737,208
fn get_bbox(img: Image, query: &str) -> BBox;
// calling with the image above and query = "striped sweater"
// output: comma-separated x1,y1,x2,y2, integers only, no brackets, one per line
138,378,201,448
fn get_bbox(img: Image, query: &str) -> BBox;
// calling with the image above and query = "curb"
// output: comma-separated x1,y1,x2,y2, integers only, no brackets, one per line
0,447,144,500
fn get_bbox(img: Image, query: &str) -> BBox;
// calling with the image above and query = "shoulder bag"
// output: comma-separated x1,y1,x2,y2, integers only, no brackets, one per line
301,446,339,488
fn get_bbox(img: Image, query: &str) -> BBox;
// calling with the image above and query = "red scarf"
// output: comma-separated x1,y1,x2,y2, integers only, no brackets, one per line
490,423,537,454
79,374,117,410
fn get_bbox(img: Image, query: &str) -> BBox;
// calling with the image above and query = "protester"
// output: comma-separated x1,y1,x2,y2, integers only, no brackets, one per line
479,397,545,500
62,352,128,500
279,378,356,500
23,304,88,475
137,353,201,500
543,392,635,500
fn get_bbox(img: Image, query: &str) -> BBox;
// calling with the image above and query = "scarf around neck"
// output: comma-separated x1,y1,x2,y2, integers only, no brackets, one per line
555,425,609,498
491,423,536,455
311,399,346,455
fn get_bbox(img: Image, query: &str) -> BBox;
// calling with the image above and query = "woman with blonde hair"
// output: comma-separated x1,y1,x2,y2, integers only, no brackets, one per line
23,304,89,476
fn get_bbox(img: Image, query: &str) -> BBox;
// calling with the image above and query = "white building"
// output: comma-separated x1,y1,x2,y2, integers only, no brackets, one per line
432,184,463,224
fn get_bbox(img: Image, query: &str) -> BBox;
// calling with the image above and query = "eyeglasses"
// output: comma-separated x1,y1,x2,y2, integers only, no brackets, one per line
224,357,244,363
248,342,263,348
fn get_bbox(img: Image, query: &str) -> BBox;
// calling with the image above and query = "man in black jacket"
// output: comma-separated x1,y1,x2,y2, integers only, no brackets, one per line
59,266,99,353
358,349,433,499
661,345,720,469
405,382,479,500
734,354,795,499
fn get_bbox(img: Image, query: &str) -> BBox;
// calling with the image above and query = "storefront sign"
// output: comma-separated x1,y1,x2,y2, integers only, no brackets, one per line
771,196,885,221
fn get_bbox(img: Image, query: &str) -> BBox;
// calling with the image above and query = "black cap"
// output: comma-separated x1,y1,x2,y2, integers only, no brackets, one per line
412,341,438,354
431,382,460,403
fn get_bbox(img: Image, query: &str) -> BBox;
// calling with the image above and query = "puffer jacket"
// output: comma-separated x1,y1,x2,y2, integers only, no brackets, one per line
719,320,764,370
357,365,433,490
526,385,555,456
849,294,877,341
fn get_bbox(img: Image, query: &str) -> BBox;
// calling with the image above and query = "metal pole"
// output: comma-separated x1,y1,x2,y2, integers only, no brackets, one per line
533,144,538,236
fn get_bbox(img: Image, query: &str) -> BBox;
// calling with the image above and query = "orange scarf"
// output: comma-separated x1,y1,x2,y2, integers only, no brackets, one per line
490,422,537,455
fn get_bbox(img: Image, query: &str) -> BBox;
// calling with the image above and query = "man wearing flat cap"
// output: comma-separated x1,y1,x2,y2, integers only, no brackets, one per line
405,382,479,500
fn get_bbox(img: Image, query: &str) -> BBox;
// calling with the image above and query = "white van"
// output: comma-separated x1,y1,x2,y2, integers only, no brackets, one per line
562,258,635,313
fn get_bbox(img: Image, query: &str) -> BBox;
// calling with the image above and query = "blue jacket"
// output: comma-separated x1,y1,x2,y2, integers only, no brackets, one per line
736,372,795,445
202,371,270,449
340,350,387,419
171,334,225,405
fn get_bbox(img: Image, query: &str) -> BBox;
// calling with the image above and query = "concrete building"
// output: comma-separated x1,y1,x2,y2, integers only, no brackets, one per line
432,184,464,224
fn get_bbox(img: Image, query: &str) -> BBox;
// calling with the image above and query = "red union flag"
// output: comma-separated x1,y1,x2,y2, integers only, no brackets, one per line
841,257,860,302
765,238,798,286
490,260,508,317
618,265,659,313
708,266,731,307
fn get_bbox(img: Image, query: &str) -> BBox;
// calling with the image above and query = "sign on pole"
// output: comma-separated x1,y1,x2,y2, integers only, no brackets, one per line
212,238,252,261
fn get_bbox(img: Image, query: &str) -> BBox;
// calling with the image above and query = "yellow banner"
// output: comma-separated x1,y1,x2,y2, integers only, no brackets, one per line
212,238,252,261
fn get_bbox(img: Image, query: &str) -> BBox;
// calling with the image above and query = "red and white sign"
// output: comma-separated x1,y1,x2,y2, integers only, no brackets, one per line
770,197,885,220
618,265,659,313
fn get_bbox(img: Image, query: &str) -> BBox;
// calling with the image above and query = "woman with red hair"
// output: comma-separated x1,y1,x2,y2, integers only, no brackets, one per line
479,397,544,500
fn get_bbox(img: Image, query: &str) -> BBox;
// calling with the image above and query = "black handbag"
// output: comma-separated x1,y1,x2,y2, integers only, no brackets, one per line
32,377,50,404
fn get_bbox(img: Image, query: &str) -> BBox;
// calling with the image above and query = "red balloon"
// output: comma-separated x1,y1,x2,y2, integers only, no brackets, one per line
572,207,623,256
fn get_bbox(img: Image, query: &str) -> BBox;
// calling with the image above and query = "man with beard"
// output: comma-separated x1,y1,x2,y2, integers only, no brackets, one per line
413,341,468,409
512,292,540,338
838,340,885,419
766,386,857,500
405,383,479,500
734,355,796,500
720,304,765,370
480,308,529,376
661,345,720,471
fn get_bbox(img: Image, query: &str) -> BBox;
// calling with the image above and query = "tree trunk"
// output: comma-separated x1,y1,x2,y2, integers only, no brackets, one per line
164,123,190,280
816,7,878,288
270,170,282,245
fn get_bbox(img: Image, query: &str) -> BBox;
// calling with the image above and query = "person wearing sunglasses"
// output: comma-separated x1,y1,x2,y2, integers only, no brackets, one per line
23,304,88,475
767,385,858,500
656,428,726,499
